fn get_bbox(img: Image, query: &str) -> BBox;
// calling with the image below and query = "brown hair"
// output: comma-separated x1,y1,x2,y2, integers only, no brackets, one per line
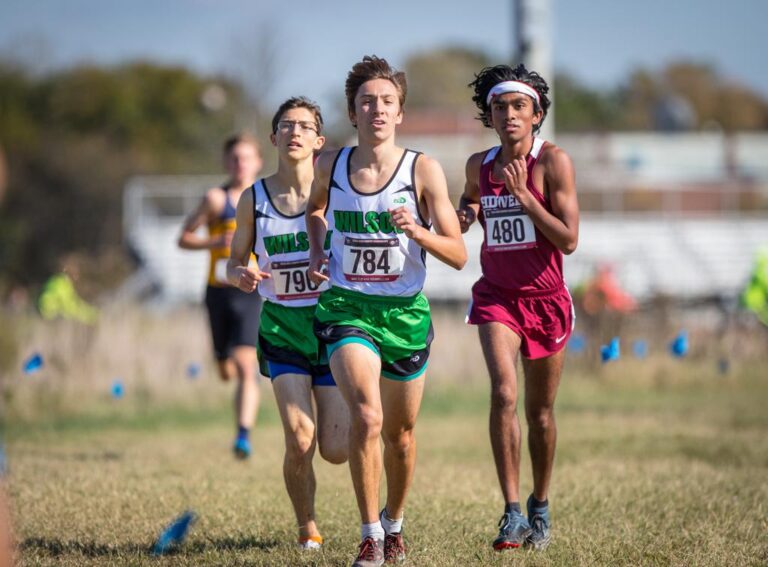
345,55,407,115
222,132,261,156
271,96,324,134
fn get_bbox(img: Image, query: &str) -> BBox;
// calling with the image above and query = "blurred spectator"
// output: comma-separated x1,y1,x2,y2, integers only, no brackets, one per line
741,247,768,326
581,263,637,315
38,255,99,324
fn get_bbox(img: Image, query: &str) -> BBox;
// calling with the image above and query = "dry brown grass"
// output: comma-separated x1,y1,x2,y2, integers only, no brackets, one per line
1,302,767,565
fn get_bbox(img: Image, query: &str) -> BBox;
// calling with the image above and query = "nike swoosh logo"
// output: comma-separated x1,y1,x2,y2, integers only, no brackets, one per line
555,333,568,344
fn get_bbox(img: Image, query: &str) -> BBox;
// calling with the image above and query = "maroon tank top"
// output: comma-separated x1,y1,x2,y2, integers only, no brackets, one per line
477,138,565,293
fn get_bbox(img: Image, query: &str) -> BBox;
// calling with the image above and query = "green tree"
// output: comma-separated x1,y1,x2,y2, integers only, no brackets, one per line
0,59,255,290
404,46,493,111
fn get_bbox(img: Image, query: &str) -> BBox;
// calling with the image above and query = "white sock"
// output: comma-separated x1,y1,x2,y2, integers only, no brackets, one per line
380,508,404,535
361,521,385,542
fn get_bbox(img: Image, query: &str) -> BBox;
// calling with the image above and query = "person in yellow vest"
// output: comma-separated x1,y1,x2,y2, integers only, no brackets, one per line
178,133,263,459
38,254,99,324
742,247,768,327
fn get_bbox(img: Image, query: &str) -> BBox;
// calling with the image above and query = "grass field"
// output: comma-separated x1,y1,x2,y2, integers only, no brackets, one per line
2,307,768,566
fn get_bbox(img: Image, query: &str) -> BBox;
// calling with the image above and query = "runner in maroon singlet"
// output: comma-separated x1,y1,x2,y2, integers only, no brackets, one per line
457,64,579,551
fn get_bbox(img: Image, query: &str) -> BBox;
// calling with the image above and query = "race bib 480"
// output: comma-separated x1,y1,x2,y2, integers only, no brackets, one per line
342,237,403,282
485,209,537,251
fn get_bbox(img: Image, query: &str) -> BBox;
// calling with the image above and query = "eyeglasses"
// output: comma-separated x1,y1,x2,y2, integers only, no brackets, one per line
277,120,319,134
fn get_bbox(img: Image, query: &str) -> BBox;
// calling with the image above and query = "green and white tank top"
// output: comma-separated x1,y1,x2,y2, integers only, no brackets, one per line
326,147,430,297
252,179,329,307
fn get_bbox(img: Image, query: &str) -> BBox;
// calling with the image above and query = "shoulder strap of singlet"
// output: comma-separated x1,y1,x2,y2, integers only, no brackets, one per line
329,147,351,189
482,146,501,165
218,184,238,220
404,150,431,229
530,137,546,159
325,148,347,217
251,182,258,254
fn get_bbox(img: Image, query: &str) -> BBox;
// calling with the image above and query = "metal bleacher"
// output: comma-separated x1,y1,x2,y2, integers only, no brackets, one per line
123,175,222,303
425,214,768,302
124,176,767,305
561,215,767,299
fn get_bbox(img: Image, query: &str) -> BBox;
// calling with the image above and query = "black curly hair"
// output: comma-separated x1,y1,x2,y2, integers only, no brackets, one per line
469,64,551,134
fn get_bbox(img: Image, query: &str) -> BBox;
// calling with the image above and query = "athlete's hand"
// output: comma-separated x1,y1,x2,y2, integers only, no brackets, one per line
456,207,476,233
233,266,270,293
502,157,532,208
308,252,329,285
389,206,423,240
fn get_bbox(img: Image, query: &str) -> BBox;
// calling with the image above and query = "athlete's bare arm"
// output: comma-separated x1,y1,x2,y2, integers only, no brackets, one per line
306,150,336,284
390,155,467,270
457,152,484,233
226,189,270,292
502,146,579,254
177,188,228,250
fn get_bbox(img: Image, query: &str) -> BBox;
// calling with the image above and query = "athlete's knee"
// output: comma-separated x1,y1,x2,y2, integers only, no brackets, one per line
526,405,556,432
382,426,415,459
351,403,383,441
233,356,256,379
491,383,518,412
318,438,348,464
285,424,316,462
216,360,234,382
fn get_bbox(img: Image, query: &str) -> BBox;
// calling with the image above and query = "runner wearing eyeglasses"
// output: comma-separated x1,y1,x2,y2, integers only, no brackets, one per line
227,97,350,550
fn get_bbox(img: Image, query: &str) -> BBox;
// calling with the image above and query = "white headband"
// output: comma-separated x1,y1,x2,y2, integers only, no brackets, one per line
486,81,540,106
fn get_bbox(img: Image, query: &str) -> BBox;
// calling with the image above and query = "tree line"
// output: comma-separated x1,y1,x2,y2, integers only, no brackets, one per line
1,47,766,296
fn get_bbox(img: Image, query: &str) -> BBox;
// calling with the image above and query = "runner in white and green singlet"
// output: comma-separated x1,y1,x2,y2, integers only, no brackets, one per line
306,56,467,567
227,97,349,552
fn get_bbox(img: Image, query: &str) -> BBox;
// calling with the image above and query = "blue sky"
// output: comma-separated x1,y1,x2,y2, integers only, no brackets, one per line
2,0,766,120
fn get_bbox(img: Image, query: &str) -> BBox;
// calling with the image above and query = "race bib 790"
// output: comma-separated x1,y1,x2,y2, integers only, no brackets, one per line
272,259,327,300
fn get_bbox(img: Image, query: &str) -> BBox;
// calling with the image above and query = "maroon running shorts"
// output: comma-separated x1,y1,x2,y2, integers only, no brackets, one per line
466,277,575,360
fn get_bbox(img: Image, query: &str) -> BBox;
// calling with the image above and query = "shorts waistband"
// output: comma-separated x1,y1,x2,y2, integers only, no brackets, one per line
263,300,315,313
326,286,423,305
482,278,567,299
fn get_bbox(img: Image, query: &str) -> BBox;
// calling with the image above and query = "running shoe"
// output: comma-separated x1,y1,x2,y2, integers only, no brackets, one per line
298,537,322,551
525,494,551,550
384,532,406,563
233,437,251,460
352,536,384,567
492,510,532,550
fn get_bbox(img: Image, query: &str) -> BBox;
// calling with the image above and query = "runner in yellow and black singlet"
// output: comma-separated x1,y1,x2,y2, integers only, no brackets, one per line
178,133,263,459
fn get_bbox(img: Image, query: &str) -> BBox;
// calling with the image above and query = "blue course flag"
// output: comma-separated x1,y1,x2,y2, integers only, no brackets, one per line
669,331,689,358
152,510,197,555
22,352,44,374
600,337,620,363
186,363,201,379
717,358,730,375
111,380,125,399
568,334,586,354
632,340,648,359
0,444,7,476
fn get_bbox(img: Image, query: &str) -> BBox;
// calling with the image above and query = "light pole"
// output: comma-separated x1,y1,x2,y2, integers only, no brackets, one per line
515,0,555,141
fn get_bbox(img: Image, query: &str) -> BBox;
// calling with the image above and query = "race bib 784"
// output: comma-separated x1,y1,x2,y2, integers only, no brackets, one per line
342,237,403,282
